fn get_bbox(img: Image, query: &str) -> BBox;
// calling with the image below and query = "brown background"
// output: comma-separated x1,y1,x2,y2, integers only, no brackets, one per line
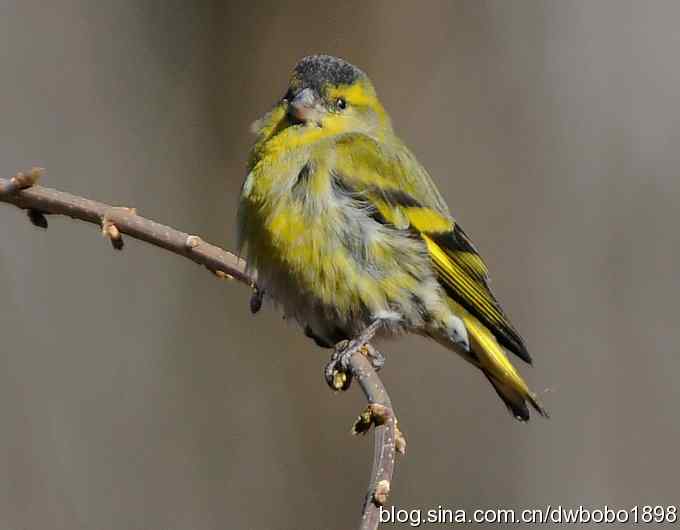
1,1,679,529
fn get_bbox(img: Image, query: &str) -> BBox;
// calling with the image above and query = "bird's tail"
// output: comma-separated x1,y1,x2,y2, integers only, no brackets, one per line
440,311,548,421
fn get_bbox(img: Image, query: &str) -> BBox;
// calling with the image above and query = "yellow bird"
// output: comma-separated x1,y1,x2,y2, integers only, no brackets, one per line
238,55,547,420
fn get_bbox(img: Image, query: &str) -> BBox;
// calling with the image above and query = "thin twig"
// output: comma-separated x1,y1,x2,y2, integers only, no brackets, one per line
0,170,400,530
0,173,251,285
351,353,400,529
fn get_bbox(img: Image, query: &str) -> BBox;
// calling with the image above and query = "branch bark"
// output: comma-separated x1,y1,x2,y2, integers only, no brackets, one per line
0,170,400,530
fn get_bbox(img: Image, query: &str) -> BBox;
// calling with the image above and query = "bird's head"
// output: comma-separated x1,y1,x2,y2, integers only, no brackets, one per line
249,55,392,161
273,55,391,139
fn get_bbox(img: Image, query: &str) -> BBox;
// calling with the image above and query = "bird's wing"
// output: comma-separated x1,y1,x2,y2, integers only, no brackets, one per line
332,133,531,363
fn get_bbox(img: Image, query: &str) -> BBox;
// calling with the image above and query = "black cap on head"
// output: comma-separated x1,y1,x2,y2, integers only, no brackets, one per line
292,55,364,95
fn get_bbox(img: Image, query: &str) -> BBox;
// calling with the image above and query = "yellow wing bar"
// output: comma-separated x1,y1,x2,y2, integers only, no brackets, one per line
422,233,531,363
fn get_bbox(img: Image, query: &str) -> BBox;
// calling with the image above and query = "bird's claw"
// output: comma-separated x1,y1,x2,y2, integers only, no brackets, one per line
324,341,354,391
363,343,385,371
250,286,264,314
324,339,385,391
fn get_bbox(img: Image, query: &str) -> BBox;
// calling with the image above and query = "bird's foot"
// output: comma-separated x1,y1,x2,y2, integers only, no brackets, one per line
249,286,264,314
324,321,384,391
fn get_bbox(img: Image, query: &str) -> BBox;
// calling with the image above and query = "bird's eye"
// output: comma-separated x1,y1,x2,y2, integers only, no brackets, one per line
336,98,347,110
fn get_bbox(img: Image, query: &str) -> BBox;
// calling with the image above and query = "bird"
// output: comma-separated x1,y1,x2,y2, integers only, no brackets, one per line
237,54,547,420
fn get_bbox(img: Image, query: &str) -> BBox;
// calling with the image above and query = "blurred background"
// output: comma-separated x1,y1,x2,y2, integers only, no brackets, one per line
1,1,679,529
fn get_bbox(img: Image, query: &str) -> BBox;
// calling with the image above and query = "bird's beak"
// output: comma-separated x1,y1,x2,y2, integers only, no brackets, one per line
287,88,323,125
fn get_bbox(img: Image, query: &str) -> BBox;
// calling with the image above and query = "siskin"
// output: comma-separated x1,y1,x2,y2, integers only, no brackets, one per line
238,55,547,420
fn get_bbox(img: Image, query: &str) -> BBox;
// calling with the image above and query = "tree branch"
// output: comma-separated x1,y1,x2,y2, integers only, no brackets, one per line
0,169,401,530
